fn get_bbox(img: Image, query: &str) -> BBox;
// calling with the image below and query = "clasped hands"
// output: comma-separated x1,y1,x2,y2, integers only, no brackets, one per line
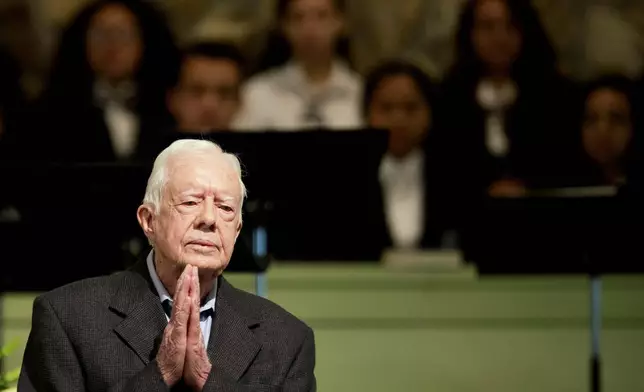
157,265,211,390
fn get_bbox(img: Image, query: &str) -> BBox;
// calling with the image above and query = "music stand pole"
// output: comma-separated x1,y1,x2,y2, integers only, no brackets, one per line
0,290,3,376
251,201,270,298
253,225,268,298
590,271,602,392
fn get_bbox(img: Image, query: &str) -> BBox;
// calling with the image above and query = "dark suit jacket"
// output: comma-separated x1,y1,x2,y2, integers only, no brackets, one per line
19,261,316,391
24,99,167,164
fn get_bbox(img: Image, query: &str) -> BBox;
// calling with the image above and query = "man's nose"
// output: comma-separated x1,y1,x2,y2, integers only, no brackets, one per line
197,201,217,229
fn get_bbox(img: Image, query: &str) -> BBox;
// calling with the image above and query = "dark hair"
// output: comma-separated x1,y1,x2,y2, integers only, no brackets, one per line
43,0,179,114
253,0,351,73
275,0,346,17
0,47,23,111
584,74,638,109
173,41,246,86
362,60,436,117
450,0,557,83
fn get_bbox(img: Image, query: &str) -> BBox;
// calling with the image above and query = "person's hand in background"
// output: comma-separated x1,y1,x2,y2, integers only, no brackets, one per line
488,178,527,198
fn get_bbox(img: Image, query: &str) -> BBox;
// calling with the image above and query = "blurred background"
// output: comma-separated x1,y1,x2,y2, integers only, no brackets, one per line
1,0,644,390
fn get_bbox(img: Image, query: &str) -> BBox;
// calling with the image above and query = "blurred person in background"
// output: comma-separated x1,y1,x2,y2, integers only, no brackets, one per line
0,47,24,161
575,75,643,273
0,0,45,101
434,0,579,199
363,60,447,250
578,74,639,186
167,42,246,135
31,0,179,163
234,0,361,130
0,47,25,222
431,0,580,261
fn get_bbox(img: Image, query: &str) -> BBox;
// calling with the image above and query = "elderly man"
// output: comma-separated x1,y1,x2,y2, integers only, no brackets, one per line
19,140,316,391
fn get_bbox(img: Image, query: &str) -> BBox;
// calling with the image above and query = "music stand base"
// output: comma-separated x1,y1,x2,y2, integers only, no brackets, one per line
252,226,268,298
255,273,268,298
590,275,602,392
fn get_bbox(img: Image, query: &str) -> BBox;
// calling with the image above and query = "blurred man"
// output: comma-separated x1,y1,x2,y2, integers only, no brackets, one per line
168,42,245,133
19,139,316,391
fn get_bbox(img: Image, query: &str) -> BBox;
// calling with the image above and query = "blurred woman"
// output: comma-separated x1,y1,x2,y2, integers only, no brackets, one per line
363,60,446,249
577,75,643,273
435,0,579,197
33,0,178,162
234,0,361,130
432,0,581,263
579,75,638,186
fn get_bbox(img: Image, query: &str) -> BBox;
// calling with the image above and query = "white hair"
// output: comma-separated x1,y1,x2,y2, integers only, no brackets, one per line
142,139,247,218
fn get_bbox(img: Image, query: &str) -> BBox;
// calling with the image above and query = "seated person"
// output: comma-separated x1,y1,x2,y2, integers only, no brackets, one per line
573,75,643,272
577,74,638,186
31,0,179,163
363,60,446,250
233,0,362,130
167,41,246,134
19,139,315,390
146,41,246,158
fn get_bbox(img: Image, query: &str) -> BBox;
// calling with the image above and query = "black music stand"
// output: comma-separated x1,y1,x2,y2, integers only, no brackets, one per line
472,185,643,392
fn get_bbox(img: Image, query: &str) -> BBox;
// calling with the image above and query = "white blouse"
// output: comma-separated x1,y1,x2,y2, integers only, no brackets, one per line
476,79,517,158
94,80,139,159
379,149,426,249
233,61,363,131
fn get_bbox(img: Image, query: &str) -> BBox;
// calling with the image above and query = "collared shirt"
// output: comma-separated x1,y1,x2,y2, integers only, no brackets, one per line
94,80,139,159
233,61,363,131
146,251,217,345
476,79,517,158
379,149,426,249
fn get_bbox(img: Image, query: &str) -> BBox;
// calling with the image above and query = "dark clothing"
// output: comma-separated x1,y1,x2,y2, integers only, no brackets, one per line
430,72,581,262
19,260,316,391
26,100,168,163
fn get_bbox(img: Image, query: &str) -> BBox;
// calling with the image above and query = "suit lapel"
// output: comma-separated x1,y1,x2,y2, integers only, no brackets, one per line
208,277,261,381
109,259,167,365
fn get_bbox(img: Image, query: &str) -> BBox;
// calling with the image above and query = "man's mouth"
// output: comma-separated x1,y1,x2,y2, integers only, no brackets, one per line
188,240,216,247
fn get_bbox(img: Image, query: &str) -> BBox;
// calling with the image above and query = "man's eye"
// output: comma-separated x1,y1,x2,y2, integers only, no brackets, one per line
183,201,198,206
220,205,234,212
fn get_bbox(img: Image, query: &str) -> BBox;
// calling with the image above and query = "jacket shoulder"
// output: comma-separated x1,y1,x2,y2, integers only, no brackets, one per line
224,280,311,336
36,271,130,311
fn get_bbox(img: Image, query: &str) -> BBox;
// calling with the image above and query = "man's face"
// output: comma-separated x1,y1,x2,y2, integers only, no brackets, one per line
141,152,242,274
168,56,241,132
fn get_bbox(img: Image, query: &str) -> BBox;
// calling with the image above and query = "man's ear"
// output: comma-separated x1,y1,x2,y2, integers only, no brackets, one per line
235,219,243,241
137,204,156,242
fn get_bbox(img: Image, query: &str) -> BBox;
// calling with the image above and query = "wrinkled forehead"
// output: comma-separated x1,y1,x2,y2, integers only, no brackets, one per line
164,153,241,198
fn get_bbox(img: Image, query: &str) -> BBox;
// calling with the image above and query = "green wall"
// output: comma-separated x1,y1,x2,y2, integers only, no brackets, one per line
3,264,644,391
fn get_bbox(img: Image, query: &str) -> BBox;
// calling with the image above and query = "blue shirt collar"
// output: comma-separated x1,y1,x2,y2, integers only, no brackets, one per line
146,251,217,314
